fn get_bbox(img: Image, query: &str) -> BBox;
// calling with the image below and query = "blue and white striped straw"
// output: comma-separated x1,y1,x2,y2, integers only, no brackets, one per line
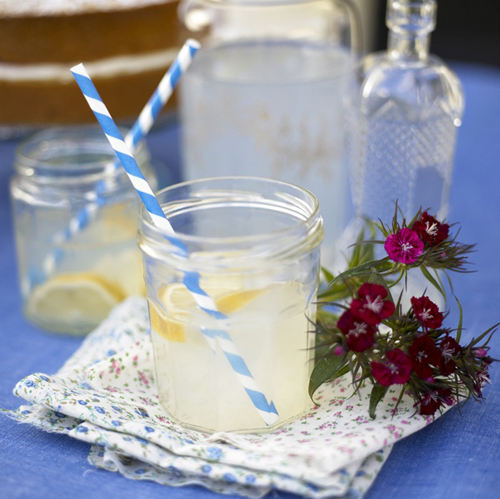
38,39,201,280
71,61,279,427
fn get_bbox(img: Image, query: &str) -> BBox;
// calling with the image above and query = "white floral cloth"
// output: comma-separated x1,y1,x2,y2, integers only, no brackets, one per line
3,297,448,498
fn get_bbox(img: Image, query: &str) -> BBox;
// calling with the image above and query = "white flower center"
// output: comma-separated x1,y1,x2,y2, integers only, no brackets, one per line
419,308,433,321
425,222,439,236
388,362,399,374
401,243,414,252
349,322,367,337
364,295,384,314
442,345,454,359
417,351,428,362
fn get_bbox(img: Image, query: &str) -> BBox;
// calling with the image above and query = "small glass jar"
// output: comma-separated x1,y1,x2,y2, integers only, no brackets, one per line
138,177,324,433
10,126,158,335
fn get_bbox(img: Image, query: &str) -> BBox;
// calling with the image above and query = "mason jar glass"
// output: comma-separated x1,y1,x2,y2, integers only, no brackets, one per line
137,177,324,433
10,126,158,335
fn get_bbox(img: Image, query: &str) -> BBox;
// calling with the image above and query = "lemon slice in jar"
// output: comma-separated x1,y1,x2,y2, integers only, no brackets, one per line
215,289,266,315
27,273,125,324
148,284,195,343
149,283,266,342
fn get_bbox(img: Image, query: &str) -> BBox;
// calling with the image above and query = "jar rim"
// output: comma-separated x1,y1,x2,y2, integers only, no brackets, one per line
138,176,323,264
14,125,147,185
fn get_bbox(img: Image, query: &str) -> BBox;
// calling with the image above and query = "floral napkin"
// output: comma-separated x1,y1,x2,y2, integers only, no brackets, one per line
3,297,448,498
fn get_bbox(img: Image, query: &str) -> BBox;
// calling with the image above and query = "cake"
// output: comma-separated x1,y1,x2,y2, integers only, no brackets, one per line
0,0,185,130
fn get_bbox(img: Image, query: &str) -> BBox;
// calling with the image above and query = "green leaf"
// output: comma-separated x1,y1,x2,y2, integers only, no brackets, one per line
469,323,500,348
433,268,448,308
321,267,334,283
369,384,389,419
309,353,348,402
328,257,392,287
454,294,463,343
350,232,363,268
420,265,446,300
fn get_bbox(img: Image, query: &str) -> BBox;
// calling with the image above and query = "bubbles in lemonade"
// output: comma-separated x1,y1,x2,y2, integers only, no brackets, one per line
149,280,315,433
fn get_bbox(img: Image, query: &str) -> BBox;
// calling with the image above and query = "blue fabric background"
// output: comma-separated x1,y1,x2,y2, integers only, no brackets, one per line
1,64,499,498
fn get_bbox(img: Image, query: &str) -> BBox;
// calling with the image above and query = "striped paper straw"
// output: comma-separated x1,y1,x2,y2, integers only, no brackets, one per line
36,39,201,282
71,62,279,427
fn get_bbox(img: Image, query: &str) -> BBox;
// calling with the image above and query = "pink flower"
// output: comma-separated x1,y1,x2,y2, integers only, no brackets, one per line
350,283,395,326
337,310,376,352
408,335,442,378
384,228,424,264
413,212,449,247
371,349,412,386
439,336,461,375
411,296,444,329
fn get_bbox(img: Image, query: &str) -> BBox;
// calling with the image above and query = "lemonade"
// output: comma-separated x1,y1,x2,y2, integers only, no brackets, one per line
138,178,323,433
10,127,156,334
149,281,315,433
16,200,146,334
180,40,351,267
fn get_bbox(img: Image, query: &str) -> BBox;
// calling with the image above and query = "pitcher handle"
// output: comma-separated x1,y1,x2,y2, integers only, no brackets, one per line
339,0,364,56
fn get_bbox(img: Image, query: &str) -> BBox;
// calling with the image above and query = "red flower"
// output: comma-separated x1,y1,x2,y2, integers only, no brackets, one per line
384,228,424,265
350,283,395,326
337,310,376,352
411,295,444,329
371,349,412,386
409,335,442,378
413,212,449,247
418,388,453,415
439,336,461,375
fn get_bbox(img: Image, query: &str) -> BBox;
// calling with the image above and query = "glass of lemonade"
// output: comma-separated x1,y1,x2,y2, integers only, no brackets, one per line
138,177,323,433
10,126,157,334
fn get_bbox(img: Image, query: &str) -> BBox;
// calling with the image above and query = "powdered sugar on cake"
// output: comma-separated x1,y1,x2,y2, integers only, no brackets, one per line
0,0,169,17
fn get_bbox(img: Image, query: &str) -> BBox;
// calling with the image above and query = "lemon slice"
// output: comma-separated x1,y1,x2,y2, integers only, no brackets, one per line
159,283,265,316
149,284,195,343
215,289,266,315
148,301,186,343
27,273,125,324
149,283,267,342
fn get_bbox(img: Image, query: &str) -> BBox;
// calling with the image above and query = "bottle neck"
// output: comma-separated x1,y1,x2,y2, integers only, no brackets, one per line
387,30,431,62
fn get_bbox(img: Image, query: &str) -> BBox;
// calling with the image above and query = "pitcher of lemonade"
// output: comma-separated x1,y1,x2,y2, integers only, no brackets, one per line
178,0,360,268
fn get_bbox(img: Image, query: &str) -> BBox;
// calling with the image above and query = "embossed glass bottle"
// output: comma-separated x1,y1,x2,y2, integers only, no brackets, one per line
346,0,464,223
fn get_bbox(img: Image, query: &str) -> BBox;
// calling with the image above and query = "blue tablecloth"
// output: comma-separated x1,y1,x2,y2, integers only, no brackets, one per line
1,63,499,499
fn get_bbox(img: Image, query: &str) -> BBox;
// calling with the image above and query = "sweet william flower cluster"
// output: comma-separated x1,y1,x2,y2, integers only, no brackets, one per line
311,209,497,418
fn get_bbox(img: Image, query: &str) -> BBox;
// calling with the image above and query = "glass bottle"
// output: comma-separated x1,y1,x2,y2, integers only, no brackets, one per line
10,126,158,335
178,0,360,268
346,0,464,223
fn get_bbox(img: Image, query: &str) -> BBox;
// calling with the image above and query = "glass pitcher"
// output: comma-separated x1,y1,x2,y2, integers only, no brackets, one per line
178,0,360,268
